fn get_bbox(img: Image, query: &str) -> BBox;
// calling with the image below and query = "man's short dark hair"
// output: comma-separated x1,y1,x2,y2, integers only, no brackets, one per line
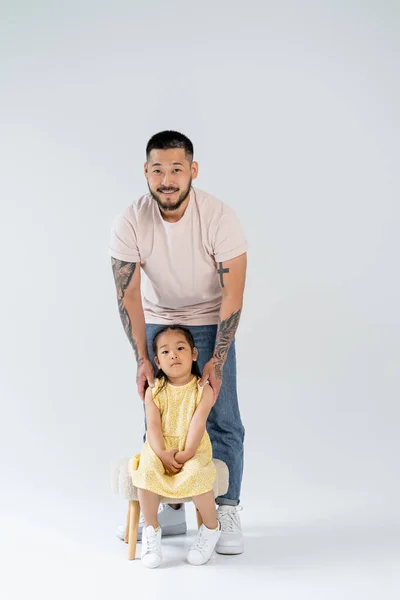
146,130,194,162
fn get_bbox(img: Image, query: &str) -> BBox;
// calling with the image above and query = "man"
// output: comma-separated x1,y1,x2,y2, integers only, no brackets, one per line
109,130,247,554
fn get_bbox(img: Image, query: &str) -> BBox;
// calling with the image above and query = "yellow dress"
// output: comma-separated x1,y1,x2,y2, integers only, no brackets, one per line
131,375,216,498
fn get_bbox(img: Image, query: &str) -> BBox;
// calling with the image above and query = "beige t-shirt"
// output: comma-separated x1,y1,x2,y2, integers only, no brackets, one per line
108,186,248,325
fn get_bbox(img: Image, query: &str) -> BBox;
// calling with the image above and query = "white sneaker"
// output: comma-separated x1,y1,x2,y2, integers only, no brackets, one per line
215,505,244,555
141,525,162,568
116,503,187,541
187,522,221,566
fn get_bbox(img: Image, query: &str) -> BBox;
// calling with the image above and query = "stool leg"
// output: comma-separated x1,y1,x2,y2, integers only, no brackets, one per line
124,502,131,544
196,508,203,529
128,500,140,560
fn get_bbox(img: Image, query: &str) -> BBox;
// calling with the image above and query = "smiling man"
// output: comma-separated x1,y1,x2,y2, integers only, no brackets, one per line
109,130,248,555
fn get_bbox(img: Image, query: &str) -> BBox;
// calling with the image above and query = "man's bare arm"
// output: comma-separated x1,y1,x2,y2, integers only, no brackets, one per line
111,258,148,363
199,253,247,398
213,253,247,378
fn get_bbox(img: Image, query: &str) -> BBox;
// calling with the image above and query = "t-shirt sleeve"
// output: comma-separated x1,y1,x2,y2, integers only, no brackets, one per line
212,204,248,263
108,210,141,263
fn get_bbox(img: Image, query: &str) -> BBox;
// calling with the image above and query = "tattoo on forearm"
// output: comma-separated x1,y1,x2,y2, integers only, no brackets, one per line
111,258,139,361
217,262,230,288
213,309,242,378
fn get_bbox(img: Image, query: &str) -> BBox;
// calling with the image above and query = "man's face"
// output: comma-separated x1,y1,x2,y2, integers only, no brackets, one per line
144,148,198,212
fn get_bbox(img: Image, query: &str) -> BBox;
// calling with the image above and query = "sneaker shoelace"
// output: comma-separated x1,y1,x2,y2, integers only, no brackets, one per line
217,506,243,533
144,530,160,554
190,528,210,557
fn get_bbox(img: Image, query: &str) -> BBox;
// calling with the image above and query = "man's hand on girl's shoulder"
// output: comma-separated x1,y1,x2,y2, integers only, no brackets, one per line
199,377,218,407
199,359,222,404
136,358,155,402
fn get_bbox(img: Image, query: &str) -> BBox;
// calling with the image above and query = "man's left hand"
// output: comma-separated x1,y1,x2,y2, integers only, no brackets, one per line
199,358,222,404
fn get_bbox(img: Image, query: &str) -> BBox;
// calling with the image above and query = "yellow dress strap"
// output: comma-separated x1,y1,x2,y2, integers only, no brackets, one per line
152,377,161,395
131,453,140,470
197,379,209,390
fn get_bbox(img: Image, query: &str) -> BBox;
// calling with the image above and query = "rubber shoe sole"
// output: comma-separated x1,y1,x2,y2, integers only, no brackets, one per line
216,539,244,555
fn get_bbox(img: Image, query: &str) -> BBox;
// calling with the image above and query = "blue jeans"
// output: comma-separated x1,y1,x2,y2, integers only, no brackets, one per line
145,323,245,506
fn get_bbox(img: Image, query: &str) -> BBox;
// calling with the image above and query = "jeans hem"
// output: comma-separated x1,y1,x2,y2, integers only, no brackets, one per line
215,497,240,507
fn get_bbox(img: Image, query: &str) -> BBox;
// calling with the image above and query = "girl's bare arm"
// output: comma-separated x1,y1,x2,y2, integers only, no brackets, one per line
144,387,165,458
144,387,182,473
175,384,214,463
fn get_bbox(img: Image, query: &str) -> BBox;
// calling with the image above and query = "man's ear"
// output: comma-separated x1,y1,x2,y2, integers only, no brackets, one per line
191,161,199,180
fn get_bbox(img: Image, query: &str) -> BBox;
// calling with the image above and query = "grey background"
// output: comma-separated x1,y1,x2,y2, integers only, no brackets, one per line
1,1,399,598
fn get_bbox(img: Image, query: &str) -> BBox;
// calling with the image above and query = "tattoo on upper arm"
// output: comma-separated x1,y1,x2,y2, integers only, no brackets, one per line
111,258,136,300
213,309,242,378
111,258,139,361
217,262,229,288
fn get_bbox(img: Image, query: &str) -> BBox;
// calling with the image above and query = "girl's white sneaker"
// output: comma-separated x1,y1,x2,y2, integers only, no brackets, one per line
187,522,221,566
141,525,162,568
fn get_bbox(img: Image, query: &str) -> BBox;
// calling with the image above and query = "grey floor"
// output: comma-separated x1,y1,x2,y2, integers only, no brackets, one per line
2,503,399,600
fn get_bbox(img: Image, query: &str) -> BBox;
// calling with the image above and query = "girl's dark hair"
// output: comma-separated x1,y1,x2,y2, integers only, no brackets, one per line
152,325,201,398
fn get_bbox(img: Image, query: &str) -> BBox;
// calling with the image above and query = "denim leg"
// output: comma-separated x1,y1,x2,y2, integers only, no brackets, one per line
145,324,158,369
141,324,160,442
144,323,245,505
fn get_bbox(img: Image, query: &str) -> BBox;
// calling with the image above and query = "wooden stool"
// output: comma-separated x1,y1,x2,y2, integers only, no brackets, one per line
111,457,229,560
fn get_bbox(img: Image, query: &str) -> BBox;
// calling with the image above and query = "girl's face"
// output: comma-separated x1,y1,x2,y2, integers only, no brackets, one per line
154,329,198,379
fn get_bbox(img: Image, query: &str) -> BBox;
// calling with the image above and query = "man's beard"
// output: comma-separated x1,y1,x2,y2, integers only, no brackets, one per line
148,179,192,212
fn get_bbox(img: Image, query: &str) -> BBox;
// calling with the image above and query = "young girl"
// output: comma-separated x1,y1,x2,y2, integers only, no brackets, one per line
130,325,221,568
